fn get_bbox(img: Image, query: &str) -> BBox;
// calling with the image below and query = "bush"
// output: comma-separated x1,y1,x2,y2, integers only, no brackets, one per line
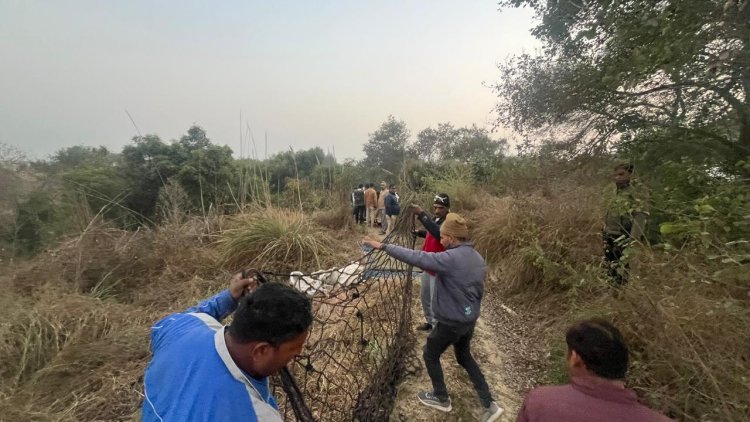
218,207,336,273
471,185,602,293
9,191,72,256
652,160,750,251
62,165,129,223
421,162,484,211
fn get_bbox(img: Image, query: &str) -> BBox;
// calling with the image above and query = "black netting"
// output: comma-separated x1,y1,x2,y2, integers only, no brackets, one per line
261,212,420,421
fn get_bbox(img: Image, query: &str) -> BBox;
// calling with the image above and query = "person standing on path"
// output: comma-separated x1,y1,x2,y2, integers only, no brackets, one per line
384,184,400,236
364,183,378,227
351,184,365,224
411,193,450,332
516,319,673,422
377,181,388,234
363,213,503,422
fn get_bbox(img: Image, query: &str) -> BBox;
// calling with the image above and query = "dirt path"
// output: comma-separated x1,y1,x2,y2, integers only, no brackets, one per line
358,222,547,421
390,283,545,421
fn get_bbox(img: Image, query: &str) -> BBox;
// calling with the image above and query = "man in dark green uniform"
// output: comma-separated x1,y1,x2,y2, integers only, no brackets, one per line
603,163,648,284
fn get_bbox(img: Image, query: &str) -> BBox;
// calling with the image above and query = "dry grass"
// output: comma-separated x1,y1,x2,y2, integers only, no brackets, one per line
0,282,155,421
472,171,750,421
0,214,230,421
0,198,377,421
471,183,602,295
313,204,356,231
2,172,747,422
9,216,220,305
608,251,750,420
422,165,486,212
218,207,338,273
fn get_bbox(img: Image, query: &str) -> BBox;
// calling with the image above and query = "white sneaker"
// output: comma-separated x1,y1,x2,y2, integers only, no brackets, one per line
480,401,503,422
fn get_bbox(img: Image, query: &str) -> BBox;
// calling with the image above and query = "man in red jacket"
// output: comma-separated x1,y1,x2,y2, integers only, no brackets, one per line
411,193,450,332
517,319,673,422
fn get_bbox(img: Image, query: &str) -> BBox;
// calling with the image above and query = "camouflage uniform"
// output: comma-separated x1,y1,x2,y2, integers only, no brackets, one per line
603,183,648,284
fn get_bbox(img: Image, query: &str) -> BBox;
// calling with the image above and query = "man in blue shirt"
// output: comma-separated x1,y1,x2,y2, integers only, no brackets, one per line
384,184,401,235
142,273,313,421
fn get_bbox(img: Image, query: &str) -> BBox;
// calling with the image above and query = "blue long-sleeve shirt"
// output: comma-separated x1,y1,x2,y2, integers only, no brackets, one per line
142,290,282,421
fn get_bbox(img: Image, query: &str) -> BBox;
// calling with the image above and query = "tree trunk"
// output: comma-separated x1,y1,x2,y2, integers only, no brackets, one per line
740,66,750,160
738,3,750,160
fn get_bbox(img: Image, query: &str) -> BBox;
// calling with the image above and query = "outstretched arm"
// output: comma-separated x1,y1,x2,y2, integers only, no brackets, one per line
362,239,449,273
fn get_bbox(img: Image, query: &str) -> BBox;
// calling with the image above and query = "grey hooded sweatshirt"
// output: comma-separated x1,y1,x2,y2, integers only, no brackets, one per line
382,242,486,325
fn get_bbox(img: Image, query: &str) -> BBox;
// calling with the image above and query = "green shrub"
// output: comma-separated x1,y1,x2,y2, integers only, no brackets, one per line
648,160,750,254
8,191,72,256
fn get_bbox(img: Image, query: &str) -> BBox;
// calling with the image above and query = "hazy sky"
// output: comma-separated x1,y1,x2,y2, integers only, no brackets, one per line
0,1,539,160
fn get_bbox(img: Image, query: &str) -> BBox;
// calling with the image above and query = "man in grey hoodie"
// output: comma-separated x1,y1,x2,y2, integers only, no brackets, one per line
363,213,503,422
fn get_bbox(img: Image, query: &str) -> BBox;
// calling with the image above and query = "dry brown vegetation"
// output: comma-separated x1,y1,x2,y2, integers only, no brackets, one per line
468,167,750,422
0,209,355,421
0,218,218,421
1,165,747,421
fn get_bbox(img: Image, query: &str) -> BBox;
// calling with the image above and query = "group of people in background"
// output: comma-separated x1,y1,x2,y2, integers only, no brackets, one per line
142,163,669,421
351,182,400,235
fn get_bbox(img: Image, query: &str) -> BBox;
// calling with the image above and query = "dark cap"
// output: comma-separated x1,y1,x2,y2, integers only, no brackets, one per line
434,193,450,208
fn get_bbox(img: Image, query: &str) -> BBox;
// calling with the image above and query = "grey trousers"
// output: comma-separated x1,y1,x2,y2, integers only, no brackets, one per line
420,272,437,325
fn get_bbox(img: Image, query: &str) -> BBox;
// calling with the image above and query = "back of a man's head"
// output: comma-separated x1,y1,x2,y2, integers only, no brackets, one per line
566,319,629,379
229,283,313,346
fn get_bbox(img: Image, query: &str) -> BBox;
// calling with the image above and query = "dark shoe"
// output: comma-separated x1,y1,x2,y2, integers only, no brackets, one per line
416,323,432,332
417,391,451,412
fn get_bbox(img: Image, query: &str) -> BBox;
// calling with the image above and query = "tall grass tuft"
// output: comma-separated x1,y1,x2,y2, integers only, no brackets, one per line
218,207,336,273
422,163,484,211
471,185,602,294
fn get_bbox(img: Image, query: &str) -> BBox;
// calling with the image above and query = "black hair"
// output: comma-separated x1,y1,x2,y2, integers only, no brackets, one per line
228,283,313,346
389,184,397,189
614,163,634,173
358,184,364,189
565,319,629,379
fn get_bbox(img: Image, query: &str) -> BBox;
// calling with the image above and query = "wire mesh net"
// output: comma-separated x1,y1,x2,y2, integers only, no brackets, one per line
261,212,419,421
